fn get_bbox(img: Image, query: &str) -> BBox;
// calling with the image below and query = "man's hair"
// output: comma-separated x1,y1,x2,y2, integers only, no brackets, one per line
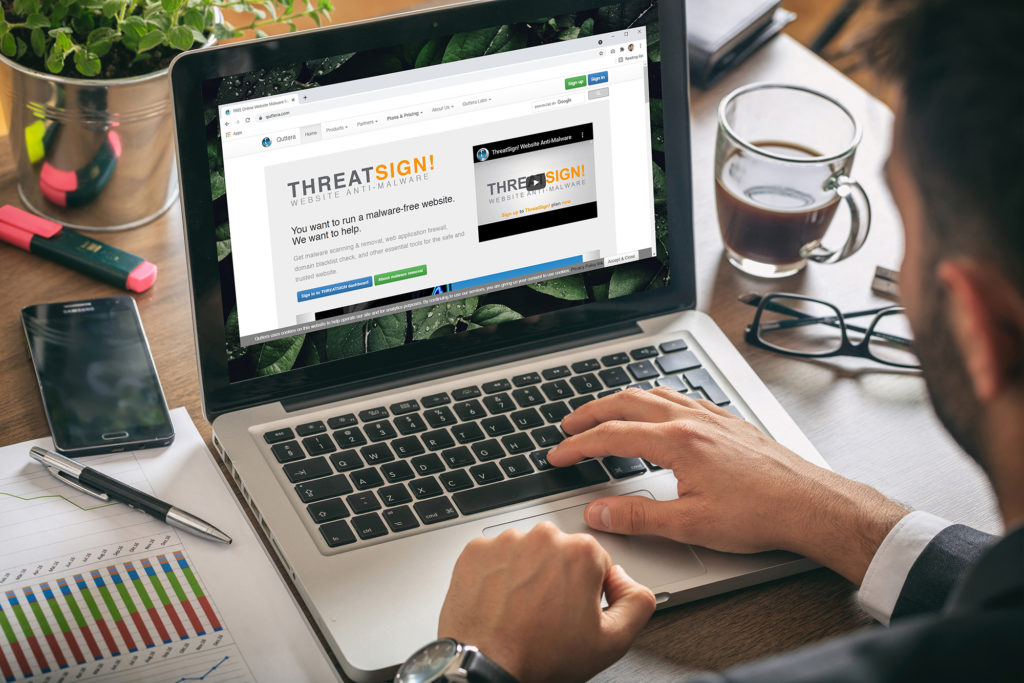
864,0,1024,288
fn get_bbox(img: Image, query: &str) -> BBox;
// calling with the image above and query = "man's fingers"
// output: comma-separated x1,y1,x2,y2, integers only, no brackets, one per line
561,388,687,434
547,421,666,467
600,565,656,651
584,495,682,537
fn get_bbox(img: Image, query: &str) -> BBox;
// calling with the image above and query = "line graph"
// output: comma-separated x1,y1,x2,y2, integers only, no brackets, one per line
175,655,230,682
0,490,118,512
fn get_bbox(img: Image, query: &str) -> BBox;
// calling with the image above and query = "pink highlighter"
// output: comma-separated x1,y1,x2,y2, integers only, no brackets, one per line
0,204,156,292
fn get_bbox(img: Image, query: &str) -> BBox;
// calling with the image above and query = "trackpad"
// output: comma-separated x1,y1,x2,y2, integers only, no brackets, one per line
483,491,706,590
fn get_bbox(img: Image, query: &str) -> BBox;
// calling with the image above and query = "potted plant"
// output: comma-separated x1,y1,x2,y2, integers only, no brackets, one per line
0,0,332,230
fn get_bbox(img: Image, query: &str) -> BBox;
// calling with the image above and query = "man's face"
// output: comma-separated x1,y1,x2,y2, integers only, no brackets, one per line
887,105,986,466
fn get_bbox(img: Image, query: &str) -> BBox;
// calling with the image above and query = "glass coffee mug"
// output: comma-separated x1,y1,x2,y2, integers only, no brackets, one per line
715,83,871,278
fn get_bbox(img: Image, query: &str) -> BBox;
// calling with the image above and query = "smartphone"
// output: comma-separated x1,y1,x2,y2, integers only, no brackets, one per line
21,296,175,456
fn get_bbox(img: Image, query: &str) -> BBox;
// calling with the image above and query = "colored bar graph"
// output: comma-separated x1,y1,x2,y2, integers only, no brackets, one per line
4,591,50,674
174,551,222,632
107,566,154,648
90,570,138,653
0,643,14,683
0,602,32,679
40,582,86,665
141,558,189,640
157,555,205,636
73,574,120,657
22,587,68,669
125,562,172,644
56,578,102,661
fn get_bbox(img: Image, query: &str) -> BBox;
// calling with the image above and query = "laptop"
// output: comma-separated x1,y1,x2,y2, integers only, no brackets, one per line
169,0,829,679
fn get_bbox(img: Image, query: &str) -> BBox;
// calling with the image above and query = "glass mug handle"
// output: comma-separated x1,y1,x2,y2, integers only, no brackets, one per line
801,174,872,264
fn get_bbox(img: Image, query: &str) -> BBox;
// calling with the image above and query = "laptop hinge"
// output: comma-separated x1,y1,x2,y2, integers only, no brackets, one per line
280,319,643,413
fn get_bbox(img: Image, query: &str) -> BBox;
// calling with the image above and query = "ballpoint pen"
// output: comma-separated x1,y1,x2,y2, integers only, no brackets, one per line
29,446,232,545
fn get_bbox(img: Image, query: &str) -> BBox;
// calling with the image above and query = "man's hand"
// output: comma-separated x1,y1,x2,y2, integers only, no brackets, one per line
548,387,909,585
438,521,656,683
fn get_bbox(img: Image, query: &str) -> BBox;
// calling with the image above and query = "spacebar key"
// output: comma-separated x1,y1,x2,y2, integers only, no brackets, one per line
452,461,610,515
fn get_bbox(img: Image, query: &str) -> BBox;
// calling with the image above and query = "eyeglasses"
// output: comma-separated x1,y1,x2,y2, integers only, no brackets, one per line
742,293,921,369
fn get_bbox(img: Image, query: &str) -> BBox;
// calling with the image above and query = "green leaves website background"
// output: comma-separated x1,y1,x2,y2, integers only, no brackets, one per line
204,2,668,381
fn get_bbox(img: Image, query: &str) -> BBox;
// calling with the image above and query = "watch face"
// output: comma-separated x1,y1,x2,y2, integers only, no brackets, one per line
398,639,459,683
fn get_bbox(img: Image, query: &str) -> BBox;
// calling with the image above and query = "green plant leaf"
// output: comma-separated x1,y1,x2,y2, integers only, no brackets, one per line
647,22,660,62
212,23,233,41
652,161,666,205
101,0,121,18
442,27,506,62
89,39,112,57
216,238,231,261
224,308,246,361
414,37,445,68
160,0,179,13
87,26,116,43
74,48,101,76
471,304,523,326
45,44,65,72
54,30,72,51
167,25,193,50
366,313,407,351
608,260,662,299
15,36,27,59
25,13,50,29
182,8,205,31
528,274,588,300
1,32,16,57
650,98,663,152
30,27,45,57
324,322,366,359
137,29,164,52
252,335,304,375
210,171,225,199
411,298,479,340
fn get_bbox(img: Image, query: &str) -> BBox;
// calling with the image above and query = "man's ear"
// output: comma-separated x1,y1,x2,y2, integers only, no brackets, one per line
936,261,1024,401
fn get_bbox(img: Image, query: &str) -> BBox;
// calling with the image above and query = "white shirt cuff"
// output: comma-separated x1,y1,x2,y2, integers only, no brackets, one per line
857,510,953,625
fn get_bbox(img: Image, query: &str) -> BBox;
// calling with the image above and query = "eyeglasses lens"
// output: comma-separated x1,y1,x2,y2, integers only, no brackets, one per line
757,297,844,356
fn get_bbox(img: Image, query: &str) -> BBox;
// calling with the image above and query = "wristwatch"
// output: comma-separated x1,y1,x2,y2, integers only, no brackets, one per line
395,638,518,683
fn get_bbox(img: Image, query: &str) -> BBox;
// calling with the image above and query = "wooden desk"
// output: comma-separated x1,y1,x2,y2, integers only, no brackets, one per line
0,25,1001,682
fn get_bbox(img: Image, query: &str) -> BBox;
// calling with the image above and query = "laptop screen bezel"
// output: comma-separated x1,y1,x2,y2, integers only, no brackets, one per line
170,0,695,421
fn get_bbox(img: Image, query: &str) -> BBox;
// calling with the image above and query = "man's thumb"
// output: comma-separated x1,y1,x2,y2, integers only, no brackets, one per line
601,565,656,650
585,496,673,536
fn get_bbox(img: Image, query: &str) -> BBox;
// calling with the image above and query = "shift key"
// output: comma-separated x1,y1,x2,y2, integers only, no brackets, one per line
452,461,609,515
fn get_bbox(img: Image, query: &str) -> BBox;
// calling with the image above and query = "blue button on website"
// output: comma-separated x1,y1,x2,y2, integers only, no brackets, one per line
297,276,372,302
587,71,608,86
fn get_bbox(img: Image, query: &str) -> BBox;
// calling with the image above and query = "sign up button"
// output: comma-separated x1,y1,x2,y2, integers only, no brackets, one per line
587,71,609,86
564,75,586,89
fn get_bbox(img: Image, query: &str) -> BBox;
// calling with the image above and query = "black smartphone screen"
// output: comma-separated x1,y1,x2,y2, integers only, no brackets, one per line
22,296,175,455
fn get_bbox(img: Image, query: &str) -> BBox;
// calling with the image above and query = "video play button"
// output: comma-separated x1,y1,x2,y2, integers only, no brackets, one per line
525,173,546,191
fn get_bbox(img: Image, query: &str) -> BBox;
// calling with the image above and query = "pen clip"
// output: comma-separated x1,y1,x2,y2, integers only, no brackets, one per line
45,466,110,501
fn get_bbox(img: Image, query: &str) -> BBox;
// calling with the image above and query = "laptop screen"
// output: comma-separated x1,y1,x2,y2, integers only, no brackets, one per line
200,1,670,384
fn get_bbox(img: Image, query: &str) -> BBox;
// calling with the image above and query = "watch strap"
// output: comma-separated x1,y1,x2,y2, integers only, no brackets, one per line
461,648,518,683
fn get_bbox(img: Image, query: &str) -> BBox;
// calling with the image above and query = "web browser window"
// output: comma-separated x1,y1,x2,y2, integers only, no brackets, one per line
218,28,655,347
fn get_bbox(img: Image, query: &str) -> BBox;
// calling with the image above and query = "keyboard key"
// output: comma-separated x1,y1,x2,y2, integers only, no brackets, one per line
365,420,398,442
425,406,457,428
724,404,744,419
500,455,534,478
541,380,573,401
660,338,688,353
655,375,686,391
684,369,730,405
469,462,504,485
379,483,412,506
453,461,610,515
686,392,706,402
361,443,394,464
264,428,294,444
643,459,663,471
302,434,336,456
450,422,484,444
452,385,481,400
453,399,486,421
481,415,514,437
411,453,445,476
440,469,474,492
327,414,357,429
271,441,304,463
390,400,420,415
413,497,458,524
421,392,451,408
483,393,515,414
347,491,381,513
441,446,475,469
630,382,654,390
601,352,630,366
511,387,544,408
571,359,600,373
383,505,420,531
283,457,332,483
598,389,621,397
568,395,595,410
333,427,366,448
532,426,564,448
296,421,326,437
320,520,356,547
598,367,631,387
529,449,553,470
630,346,659,360
308,498,349,524
482,379,511,394
422,429,455,451
657,350,702,374
542,365,571,380
395,413,428,434
540,402,571,424
296,474,352,503
359,407,389,422
350,468,384,490
352,513,389,540
381,460,415,482
330,450,362,471
392,436,425,458
570,374,602,394
501,432,534,455
512,372,542,386
471,440,504,461
603,456,647,478
511,408,543,430
627,360,659,381
410,476,443,499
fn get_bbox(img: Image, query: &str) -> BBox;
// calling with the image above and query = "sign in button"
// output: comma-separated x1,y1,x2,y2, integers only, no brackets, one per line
564,75,586,89
297,276,372,302
587,71,609,86
374,264,427,286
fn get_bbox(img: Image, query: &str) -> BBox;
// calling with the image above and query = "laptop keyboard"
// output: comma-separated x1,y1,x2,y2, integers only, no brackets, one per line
260,338,740,551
